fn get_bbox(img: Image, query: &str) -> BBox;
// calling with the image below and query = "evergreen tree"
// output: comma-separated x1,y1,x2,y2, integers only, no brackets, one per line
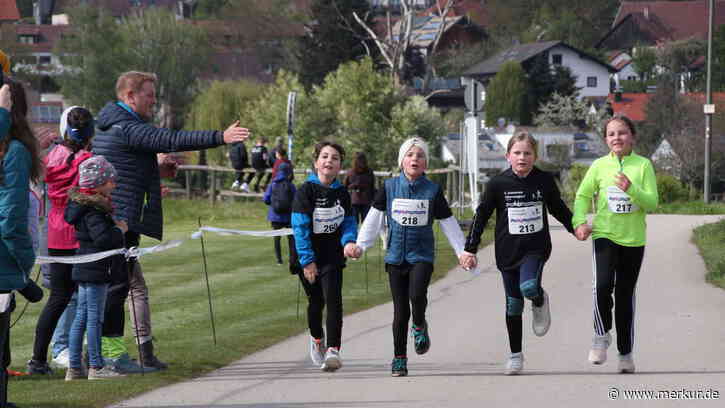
484,61,527,126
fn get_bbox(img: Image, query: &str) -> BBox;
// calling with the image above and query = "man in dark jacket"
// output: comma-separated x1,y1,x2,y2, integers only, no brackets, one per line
93,71,249,371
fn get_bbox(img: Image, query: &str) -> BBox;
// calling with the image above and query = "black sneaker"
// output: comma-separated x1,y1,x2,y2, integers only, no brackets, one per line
27,359,53,375
411,321,431,355
391,357,408,377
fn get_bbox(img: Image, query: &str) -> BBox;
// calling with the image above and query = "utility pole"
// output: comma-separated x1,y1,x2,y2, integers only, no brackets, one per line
704,0,714,203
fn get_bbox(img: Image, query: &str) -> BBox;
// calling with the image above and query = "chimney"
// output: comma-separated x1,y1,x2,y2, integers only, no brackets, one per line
644,7,649,20
614,89,623,102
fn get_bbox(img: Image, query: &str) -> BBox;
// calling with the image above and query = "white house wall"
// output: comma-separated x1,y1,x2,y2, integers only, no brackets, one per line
548,45,610,98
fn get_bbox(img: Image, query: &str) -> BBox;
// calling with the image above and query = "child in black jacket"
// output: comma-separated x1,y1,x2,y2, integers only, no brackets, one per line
64,155,127,380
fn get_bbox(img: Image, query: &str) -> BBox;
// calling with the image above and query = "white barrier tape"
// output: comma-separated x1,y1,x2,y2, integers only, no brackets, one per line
35,248,127,265
192,226,293,239
128,240,184,258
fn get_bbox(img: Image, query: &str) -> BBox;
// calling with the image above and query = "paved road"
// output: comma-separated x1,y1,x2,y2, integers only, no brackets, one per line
112,215,725,408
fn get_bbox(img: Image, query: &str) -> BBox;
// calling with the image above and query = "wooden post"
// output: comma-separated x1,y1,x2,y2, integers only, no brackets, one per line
209,169,217,205
446,170,452,201
185,170,191,200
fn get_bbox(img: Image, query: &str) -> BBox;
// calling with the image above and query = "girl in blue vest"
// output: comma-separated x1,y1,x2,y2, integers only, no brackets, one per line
352,137,466,377
292,141,357,372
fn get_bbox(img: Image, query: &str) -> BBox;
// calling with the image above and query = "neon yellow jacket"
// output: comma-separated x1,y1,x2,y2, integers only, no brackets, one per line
573,151,658,247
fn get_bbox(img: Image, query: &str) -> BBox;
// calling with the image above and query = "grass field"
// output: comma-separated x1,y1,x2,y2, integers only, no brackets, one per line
692,218,725,290
7,198,490,408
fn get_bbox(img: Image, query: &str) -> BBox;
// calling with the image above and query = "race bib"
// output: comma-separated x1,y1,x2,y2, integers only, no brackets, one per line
607,186,638,214
391,199,429,227
508,204,544,235
312,205,345,234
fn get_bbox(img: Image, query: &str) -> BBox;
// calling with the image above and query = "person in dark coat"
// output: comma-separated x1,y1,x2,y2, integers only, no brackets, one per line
343,152,375,224
229,141,249,191
92,71,250,371
63,155,127,380
263,162,296,266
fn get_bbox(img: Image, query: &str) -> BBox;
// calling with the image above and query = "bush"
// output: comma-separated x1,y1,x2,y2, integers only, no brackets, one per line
563,163,589,203
657,171,689,203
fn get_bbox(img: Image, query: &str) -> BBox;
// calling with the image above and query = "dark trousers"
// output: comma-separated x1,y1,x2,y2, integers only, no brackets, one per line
0,296,14,408
298,264,343,348
32,248,77,362
592,238,644,355
245,169,269,192
500,255,545,353
103,232,140,338
234,170,245,183
271,222,293,264
386,262,434,357
352,204,371,225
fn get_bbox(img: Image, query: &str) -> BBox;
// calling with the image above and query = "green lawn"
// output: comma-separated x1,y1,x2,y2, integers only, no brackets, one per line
692,218,725,290
8,198,489,408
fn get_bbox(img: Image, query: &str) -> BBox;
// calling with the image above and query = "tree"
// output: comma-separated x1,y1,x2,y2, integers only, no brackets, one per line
484,61,527,126
631,45,657,81
534,92,589,128
389,95,447,167
639,76,679,157
291,0,376,87
711,24,725,91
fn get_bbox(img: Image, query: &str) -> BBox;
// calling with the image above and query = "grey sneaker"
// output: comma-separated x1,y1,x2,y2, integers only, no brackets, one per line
107,353,158,374
588,332,612,364
320,347,342,372
618,353,635,374
504,352,524,375
309,336,325,366
64,367,85,381
88,366,126,380
532,289,551,336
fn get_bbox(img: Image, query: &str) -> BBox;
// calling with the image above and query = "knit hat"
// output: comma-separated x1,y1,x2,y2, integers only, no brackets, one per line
79,155,117,189
398,137,429,168
60,106,94,144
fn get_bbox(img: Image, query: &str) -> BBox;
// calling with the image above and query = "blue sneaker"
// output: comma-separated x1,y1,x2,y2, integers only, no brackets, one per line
106,353,158,374
391,357,408,377
411,321,431,355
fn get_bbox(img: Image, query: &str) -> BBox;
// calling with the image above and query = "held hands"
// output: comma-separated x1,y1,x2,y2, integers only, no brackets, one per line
574,224,592,241
303,262,318,284
0,84,12,111
344,243,362,259
614,172,631,192
115,220,129,234
458,251,477,270
223,121,251,144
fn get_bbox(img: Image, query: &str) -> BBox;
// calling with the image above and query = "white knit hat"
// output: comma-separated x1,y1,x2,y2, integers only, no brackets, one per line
398,137,429,168
59,105,79,138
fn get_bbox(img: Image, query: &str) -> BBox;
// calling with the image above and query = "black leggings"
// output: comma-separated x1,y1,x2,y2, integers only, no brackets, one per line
103,232,139,338
500,256,545,353
32,248,76,362
386,262,433,357
592,238,644,355
271,222,293,264
298,264,344,348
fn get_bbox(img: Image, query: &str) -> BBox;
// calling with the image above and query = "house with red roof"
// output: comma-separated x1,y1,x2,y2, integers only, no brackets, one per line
0,0,20,22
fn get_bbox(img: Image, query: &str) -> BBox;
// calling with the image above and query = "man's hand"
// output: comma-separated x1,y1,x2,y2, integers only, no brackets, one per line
575,224,592,241
303,262,318,284
344,243,362,259
0,84,12,111
158,153,178,178
459,251,477,270
223,121,250,144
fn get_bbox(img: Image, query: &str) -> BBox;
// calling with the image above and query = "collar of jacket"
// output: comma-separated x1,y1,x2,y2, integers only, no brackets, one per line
397,171,428,188
306,173,342,189
115,101,143,122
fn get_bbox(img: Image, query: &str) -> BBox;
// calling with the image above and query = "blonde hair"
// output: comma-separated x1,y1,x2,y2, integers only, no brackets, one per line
115,71,157,100
506,131,538,159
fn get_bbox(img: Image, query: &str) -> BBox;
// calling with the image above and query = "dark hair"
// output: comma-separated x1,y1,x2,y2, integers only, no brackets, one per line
313,141,345,162
1,79,42,183
62,107,94,165
276,147,287,158
351,152,370,174
602,114,637,139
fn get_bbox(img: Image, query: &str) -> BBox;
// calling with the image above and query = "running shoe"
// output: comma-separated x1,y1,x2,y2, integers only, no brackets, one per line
504,352,524,375
618,353,635,374
588,332,611,364
532,289,551,336
411,321,431,355
391,357,408,377
309,336,325,366
320,347,342,372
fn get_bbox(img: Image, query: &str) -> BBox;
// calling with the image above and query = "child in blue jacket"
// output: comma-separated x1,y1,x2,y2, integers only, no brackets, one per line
263,162,296,267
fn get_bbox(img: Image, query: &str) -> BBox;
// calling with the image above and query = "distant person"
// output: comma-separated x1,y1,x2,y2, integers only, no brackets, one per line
270,147,292,181
64,156,127,380
245,137,269,193
92,71,250,372
229,141,249,192
573,115,658,374
263,162,296,266
343,152,375,224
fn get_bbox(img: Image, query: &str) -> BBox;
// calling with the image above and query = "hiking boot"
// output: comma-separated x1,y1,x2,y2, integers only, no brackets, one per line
504,352,524,375
411,321,431,355
64,367,85,381
139,341,168,370
391,357,408,377
51,348,70,369
88,366,126,380
107,353,158,374
320,347,342,372
309,336,325,366
26,359,52,375
532,289,551,337
588,332,611,364
618,353,635,374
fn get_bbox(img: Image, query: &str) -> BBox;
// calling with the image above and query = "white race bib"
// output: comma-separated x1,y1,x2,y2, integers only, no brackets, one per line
507,204,544,235
312,205,345,234
607,186,638,214
391,199,429,227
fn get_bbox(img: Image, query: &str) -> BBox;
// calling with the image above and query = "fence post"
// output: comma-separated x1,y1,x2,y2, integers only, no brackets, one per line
209,169,217,205
446,170,452,201
185,170,192,200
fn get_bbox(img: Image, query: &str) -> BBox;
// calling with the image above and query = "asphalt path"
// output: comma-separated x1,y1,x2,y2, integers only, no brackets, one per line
112,215,725,408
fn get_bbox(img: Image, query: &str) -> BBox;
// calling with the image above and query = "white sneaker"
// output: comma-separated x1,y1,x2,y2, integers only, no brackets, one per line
240,182,250,193
51,348,70,369
588,332,611,364
618,353,635,373
231,180,241,190
320,347,342,372
309,336,324,366
504,352,524,375
532,289,551,336
88,366,126,380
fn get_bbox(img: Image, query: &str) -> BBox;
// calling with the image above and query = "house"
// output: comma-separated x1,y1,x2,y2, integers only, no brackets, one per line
608,50,640,82
0,0,20,23
463,41,616,98
608,92,651,122
596,0,725,50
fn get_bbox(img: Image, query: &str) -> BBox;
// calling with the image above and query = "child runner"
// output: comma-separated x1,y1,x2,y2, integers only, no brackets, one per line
573,115,658,374
63,156,127,380
460,131,575,375
352,137,466,377
292,141,357,372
